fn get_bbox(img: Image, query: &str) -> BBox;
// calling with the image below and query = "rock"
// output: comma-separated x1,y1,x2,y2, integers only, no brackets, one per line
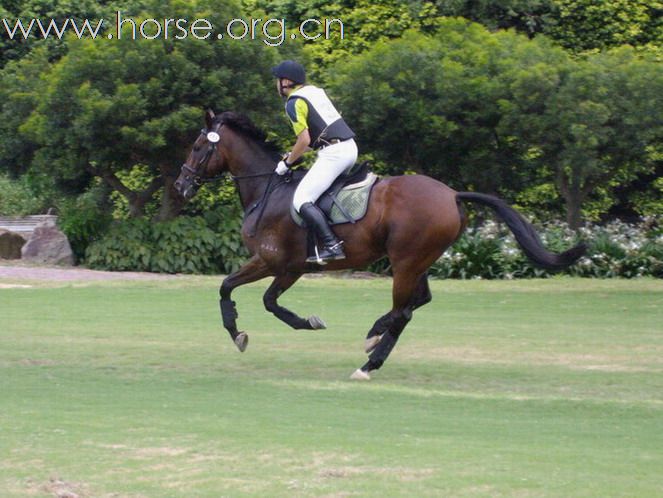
0,229,27,259
21,218,74,266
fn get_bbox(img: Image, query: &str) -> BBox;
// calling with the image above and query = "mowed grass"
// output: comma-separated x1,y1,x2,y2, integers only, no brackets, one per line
0,276,661,497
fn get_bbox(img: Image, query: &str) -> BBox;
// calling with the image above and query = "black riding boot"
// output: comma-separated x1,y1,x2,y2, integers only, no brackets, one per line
299,202,346,264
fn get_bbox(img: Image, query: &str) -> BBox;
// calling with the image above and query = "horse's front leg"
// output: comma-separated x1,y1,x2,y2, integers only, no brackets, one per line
219,255,272,352
263,273,327,330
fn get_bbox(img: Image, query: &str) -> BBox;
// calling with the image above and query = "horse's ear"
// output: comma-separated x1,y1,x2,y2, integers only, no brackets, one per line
205,109,215,130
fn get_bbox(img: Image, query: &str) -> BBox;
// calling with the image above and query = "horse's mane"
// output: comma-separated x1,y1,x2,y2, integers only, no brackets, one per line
217,111,281,161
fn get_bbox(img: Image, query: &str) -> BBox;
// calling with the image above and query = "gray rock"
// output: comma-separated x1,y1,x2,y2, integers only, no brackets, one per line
21,218,74,266
0,229,26,259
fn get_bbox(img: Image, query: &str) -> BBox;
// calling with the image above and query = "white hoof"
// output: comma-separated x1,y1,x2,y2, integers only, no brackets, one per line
234,332,248,352
308,316,327,330
364,334,383,354
350,369,371,381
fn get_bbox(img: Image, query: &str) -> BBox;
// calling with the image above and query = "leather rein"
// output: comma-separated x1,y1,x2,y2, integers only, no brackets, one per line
180,123,288,237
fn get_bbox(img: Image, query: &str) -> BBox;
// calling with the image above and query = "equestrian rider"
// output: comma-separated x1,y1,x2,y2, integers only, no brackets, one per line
272,60,358,264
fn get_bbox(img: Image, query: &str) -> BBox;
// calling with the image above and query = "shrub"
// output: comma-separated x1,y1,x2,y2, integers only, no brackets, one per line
86,216,228,274
198,201,249,274
57,184,112,261
0,173,45,215
430,218,661,279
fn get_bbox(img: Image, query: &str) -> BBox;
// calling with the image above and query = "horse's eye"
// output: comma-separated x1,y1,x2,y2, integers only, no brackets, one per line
193,145,201,152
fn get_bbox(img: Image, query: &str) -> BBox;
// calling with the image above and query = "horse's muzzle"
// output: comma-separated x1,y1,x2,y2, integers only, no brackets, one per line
174,172,199,201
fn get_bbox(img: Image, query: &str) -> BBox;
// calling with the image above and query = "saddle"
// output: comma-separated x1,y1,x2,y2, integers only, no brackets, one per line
290,161,379,227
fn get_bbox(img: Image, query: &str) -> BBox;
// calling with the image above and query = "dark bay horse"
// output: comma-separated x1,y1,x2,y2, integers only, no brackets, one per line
174,110,585,380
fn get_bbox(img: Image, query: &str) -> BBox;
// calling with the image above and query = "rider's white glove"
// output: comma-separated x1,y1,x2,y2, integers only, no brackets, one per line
275,160,289,175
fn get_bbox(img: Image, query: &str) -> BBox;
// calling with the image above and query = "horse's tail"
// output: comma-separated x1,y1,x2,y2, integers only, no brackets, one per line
456,192,586,270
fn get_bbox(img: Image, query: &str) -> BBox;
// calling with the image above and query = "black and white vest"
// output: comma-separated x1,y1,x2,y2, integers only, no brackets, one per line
286,85,355,149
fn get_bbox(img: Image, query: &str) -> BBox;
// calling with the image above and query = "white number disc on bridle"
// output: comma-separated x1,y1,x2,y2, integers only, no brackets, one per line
207,131,220,143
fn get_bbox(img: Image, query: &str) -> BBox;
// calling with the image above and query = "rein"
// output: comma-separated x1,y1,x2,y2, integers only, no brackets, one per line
238,171,293,237
180,122,290,237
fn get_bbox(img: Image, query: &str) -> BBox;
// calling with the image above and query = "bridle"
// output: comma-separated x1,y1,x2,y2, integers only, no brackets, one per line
179,121,225,186
179,122,275,186
177,118,291,237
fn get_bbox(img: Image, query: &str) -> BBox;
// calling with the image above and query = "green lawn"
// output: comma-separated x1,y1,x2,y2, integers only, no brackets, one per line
1,276,661,497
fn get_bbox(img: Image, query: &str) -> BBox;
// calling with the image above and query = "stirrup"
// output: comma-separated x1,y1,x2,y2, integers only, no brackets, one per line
306,242,345,265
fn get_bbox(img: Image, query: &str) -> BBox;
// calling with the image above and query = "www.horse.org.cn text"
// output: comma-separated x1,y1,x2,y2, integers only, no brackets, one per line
1,12,345,47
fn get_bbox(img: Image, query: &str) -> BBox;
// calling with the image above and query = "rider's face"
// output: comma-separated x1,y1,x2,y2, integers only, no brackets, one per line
276,78,294,97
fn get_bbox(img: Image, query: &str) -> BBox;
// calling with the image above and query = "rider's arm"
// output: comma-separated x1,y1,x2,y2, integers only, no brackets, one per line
284,97,311,166
287,129,310,165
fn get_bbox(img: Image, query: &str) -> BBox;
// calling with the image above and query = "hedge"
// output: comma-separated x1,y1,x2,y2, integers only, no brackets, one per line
84,215,661,279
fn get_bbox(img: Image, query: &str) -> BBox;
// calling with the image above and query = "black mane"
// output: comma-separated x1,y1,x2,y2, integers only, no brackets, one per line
217,111,281,161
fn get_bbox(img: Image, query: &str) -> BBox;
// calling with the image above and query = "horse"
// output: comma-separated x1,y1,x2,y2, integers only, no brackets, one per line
174,110,585,380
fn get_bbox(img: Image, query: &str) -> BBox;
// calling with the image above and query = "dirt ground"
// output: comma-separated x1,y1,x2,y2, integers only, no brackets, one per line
0,260,179,283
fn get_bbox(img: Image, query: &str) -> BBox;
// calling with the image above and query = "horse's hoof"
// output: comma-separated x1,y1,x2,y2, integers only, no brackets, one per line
234,332,248,352
364,334,383,354
308,316,327,330
350,368,371,381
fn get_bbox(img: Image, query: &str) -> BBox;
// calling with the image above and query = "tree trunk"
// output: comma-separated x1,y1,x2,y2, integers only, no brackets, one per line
564,194,583,230
557,167,586,230
155,175,185,221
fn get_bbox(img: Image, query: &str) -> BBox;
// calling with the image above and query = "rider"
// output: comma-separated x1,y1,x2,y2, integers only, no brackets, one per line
272,60,358,264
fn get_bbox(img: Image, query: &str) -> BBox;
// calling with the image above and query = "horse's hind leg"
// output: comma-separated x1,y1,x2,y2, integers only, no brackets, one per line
364,273,431,353
263,273,327,330
353,271,427,379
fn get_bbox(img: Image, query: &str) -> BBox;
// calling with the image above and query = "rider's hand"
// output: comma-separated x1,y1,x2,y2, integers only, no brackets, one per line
275,160,289,175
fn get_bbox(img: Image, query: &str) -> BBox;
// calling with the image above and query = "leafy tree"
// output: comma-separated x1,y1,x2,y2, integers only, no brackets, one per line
502,46,662,227
0,48,49,178
0,0,144,68
433,0,557,36
5,0,288,221
332,20,662,227
331,20,565,195
244,0,442,82
544,0,663,52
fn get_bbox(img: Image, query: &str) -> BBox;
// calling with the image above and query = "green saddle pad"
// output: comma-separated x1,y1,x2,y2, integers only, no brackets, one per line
291,173,379,227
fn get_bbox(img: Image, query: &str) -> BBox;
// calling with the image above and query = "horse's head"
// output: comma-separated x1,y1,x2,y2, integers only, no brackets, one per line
174,109,227,200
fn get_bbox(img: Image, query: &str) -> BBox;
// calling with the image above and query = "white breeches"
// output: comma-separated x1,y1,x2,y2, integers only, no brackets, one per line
293,139,358,212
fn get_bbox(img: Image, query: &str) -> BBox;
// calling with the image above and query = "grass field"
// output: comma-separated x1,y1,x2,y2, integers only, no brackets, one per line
1,275,662,497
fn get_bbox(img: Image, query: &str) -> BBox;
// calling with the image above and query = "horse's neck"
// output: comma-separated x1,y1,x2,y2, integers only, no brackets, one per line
230,157,275,211
224,131,278,210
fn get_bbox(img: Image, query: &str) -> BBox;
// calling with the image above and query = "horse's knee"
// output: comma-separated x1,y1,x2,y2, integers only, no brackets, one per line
391,308,412,335
220,279,233,300
415,288,432,308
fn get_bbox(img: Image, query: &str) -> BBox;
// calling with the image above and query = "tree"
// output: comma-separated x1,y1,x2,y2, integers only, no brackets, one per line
244,0,443,83
0,0,140,68
332,20,662,227
433,0,557,36
504,47,662,227
544,0,663,52
5,0,289,220
330,20,565,195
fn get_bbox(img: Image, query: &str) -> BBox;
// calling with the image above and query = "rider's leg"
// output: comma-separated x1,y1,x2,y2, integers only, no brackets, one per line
299,202,345,262
293,139,357,263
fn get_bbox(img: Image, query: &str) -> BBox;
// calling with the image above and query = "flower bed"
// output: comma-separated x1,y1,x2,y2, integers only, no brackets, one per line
429,219,662,279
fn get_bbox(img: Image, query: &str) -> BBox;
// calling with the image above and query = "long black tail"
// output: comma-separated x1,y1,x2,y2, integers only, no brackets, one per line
456,192,586,270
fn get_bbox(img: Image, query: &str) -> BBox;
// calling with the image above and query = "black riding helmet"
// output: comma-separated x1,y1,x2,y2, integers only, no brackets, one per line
272,60,306,84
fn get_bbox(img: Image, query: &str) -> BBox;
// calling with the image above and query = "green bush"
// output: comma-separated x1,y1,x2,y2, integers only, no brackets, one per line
86,216,228,274
0,174,45,215
429,219,662,279
57,185,112,262
197,201,249,274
